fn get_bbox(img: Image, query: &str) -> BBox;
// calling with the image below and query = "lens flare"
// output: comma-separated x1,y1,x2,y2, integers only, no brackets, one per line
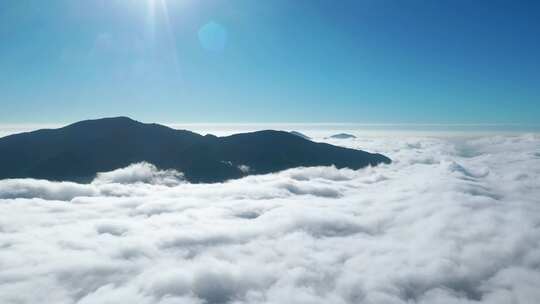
198,21,228,52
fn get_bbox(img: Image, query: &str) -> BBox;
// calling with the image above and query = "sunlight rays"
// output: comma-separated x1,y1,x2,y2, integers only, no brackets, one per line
144,0,182,79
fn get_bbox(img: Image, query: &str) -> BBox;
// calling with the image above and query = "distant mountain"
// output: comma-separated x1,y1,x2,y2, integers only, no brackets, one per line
289,131,311,140
0,117,391,183
329,133,357,139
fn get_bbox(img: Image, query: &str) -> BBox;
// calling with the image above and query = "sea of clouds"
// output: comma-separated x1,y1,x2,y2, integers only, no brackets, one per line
0,131,539,304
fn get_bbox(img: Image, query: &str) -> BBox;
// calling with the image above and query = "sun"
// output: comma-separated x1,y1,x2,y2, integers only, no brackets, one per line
144,0,171,38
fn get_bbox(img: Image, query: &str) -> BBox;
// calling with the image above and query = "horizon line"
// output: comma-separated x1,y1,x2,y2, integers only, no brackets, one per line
1,121,540,127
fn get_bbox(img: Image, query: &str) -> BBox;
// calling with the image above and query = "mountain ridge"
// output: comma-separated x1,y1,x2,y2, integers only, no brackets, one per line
0,117,391,183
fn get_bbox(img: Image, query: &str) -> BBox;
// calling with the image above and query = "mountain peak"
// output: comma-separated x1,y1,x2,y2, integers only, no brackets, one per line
63,116,142,128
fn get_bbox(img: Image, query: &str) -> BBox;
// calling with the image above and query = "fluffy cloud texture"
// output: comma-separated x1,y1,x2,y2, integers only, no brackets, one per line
0,133,539,304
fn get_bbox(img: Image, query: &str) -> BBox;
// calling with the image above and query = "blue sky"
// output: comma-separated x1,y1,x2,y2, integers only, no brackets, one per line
0,0,539,124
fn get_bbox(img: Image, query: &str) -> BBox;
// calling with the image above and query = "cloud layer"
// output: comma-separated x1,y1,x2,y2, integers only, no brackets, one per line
0,133,539,304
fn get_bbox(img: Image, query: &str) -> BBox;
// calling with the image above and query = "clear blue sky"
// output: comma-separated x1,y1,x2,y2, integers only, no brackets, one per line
1,0,539,124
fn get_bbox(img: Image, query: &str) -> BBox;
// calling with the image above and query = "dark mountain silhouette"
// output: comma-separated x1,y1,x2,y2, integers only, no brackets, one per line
289,131,311,140
0,117,391,183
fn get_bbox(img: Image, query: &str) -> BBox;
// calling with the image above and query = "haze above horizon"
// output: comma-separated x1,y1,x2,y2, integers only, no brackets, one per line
1,119,539,139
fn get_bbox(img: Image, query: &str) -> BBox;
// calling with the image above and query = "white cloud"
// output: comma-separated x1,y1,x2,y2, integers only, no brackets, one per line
93,162,184,186
237,165,251,174
0,133,539,303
